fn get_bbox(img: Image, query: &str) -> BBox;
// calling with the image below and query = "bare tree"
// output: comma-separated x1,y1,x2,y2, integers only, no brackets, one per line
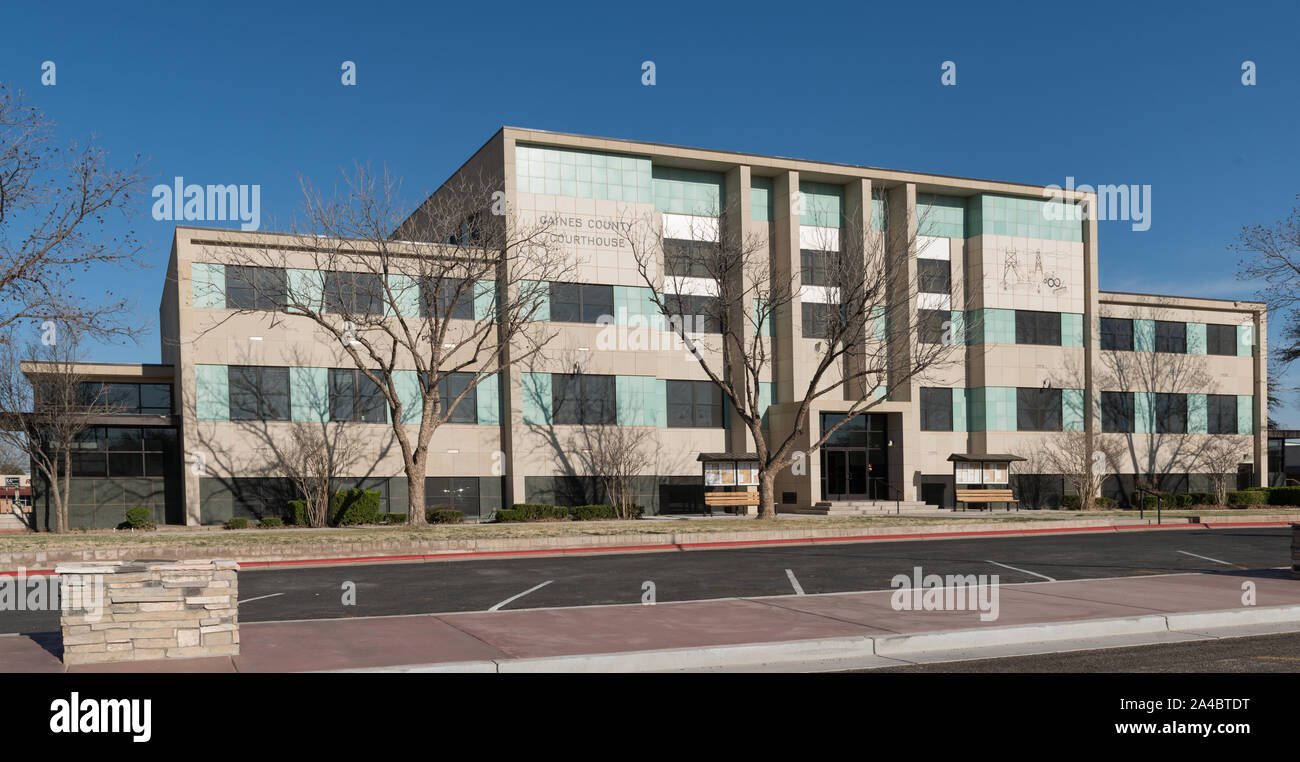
1191,434,1251,506
619,195,957,519
571,423,658,520
1098,304,1216,493
0,330,122,532
1235,195,1300,367
278,421,368,526
0,83,147,342
1026,429,1124,511
202,165,567,523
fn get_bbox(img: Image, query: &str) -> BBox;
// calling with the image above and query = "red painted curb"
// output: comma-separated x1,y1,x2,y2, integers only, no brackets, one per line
2,519,1291,575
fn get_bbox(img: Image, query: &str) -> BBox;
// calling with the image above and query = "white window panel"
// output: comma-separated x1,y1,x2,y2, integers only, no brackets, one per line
661,213,719,242
917,235,950,260
800,284,840,304
663,276,719,297
918,292,952,310
799,225,840,251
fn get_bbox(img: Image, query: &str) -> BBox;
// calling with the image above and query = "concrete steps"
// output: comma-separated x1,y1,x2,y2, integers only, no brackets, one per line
0,512,31,531
804,500,934,516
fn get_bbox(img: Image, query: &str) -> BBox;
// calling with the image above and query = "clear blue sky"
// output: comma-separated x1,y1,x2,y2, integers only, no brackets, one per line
5,0,1299,423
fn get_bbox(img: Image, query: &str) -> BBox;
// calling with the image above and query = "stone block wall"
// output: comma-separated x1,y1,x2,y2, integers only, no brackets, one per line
57,559,239,665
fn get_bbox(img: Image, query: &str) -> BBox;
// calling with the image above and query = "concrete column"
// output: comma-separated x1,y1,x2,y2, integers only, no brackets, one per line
725,164,754,455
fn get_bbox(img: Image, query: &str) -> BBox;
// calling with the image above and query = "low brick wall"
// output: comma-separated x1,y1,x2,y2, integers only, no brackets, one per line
57,560,239,665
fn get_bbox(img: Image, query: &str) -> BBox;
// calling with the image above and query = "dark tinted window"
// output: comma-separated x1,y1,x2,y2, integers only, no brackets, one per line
324,271,384,315
225,266,287,310
665,293,722,333
438,372,478,424
1100,317,1133,351
1206,324,1236,356
1207,394,1237,434
1154,321,1186,354
329,368,386,423
1155,393,1187,433
1015,310,1061,346
1101,391,1134,433
1016,387,1062,431
664,239,714,279
550,282,613,324
420,278,475,320
228,366,290,421
920,387,953,431
666,380,723,428
552,374,616,425
917,259,951,295
800,249,840,287
918,309,949,345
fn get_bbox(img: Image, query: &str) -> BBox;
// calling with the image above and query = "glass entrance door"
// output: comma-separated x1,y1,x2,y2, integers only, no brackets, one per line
820,413,888,501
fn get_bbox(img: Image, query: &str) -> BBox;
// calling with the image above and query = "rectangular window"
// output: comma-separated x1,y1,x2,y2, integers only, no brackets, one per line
1206,324,1236,356
666,380,723,428
800,249,840,287
225,266,287,311
1016,387,1062,432
551,373,616,425
420,278,474,320
1155,392,1187,434
1207,394,1238,434
1100,317,1133,351
1101,391,1134,433
917,259,951,295
437,372,478,424
77,382,172,415
918,309,948,345
663,239,714,279
1154,321,1186,354
801,301,837,339
920,387,953,431
228,366,290,421
1015,310,1061,346
324,270,384,316
550,282,614,324
665,293,722,333
329,368,386,423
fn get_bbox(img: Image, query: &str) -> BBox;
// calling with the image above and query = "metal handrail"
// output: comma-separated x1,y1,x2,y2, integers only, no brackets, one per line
1133,487,1162,525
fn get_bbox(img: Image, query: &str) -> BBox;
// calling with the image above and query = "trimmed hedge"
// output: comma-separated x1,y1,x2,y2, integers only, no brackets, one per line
499,504,570,522
1059,495,1117,511
426,509,464,524
288,500,309,526
570,504,637,520
122,506,155,530
226,517,249,530
1227,490,1269,506
331,489,383,526
259,517,283,528
1265,487,1300,506
382,513,408,524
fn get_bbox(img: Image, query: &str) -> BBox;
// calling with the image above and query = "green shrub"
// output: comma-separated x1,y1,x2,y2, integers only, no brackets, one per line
1265,487,1300,506
1095,496,1116,509
260,517,283,528
426,508,464,524
1226,490,1268,507
569,504,616,520
506,503,570,521
1174,494,1195,507
331,489,383,526
123,506,155,530
288,500,309,526
226,517,249,530
1187,492,1215,506
1060,495,1081,511
382,512,408,524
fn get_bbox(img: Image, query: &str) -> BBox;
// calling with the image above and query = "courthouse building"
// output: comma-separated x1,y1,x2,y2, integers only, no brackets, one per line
27,128,1268,526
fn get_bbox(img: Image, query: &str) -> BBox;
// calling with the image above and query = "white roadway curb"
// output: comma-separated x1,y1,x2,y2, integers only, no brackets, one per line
321,603,1300,673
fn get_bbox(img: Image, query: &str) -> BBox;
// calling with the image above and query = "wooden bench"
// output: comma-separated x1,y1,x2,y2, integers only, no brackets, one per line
954,488,1018,512
704,490,760,516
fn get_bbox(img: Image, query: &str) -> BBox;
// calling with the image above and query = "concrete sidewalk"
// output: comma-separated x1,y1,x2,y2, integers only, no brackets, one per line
4,569,1298,673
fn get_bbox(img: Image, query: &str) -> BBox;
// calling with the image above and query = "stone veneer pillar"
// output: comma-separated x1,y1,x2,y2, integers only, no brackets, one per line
57,559,239,665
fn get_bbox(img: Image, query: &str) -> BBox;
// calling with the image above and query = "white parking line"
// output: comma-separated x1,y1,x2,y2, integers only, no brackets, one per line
785,569,805,596
1177,550,1234,566
239,593,285,604
489,580,553,612
985,560,1056,582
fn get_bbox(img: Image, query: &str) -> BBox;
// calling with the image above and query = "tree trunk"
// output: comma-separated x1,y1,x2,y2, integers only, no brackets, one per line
757,469,777,520
406,466,427,525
